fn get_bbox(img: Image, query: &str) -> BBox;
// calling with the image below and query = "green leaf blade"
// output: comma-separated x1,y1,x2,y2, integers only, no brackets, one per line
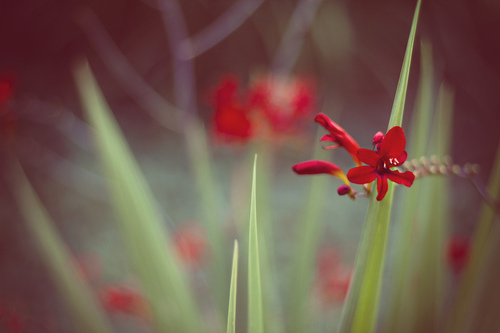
226,240,239,333
73,61,201,333
248,155,264,333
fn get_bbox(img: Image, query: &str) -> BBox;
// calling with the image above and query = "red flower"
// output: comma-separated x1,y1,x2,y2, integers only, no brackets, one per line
248,75,315,134
210,77,252,142
315,113,361,166
173,224,207,266
347,126,415,201
446,235,469,275
0,75,17,145
100,285,150,320
315,246,352,304
292,160,350,185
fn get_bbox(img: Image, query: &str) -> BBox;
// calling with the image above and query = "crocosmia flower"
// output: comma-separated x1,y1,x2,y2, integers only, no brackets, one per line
446,235,469,275
248,75,315,134
314,113,361,166
210,76,252,143
100,285,151,320
347,126,415,201
173,224,207,267
292,160,350,186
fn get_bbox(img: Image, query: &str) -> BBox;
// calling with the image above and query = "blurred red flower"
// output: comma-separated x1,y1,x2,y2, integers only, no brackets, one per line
446,235,469,275
347,126,415,201
209,76,253,143
247,75,315,135
100,285,150,320
173,224,207,267
315,246,352,304
0,75,17,145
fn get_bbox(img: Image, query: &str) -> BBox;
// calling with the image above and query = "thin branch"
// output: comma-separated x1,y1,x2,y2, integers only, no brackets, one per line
15,98,94,151
77,9,182,133
156,0,198,124
271,0,322,76
178,0,265,60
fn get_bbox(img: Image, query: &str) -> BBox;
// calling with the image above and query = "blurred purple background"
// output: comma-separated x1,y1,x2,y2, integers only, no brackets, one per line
1,0,499,331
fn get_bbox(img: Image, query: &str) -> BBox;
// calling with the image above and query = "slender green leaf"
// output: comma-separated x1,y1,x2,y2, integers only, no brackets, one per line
407,83,452,333
388,0,421,130
184,119,229,316
73,61,201,333
248,155,264,333
8,160,112,333
339,1,421,332
227,240,239,333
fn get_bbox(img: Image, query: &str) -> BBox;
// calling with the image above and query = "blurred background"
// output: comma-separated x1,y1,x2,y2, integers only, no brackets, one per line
1,0,499,331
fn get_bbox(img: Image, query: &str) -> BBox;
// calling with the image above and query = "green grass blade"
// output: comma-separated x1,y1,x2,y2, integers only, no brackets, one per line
8,160,112,333
339,1,420,332
184,118,229,315
73,61,201,333
407,83,452,332
388,0,421,129
248,155,264,333
446,142,500,332
227,240,239,333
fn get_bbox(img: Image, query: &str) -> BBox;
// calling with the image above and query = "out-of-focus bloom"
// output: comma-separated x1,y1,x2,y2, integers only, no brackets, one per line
0,303,24,333
347,126,415,201
76,252,103,283
0,75,16,145
314,113,361,166
173,224,207,267
446,235,469,275
248,75,315,134
100,285,151,320
315,246,351,304
210,76,252,143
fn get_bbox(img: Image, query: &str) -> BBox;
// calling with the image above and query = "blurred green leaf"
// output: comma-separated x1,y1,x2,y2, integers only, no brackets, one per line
288,128,329,333
248,155,264,333
184,119,229,316
227,240,239,333
9,160,112,333
446,142,500,332
73,61,201,333
383,38,435,332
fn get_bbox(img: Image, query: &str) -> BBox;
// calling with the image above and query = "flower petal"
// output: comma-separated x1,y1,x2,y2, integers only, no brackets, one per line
385,170,415,187
314,113,361,166
314,113,345,136
379,126,406,158
347,166,377,184
356,149,380,167
292,160,341,175
376,175,389,201
293,160,349,184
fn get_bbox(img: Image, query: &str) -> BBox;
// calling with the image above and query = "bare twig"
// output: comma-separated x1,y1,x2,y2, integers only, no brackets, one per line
156,0,198,126
271,0,322,76
178,0,265,60
77,9,181,132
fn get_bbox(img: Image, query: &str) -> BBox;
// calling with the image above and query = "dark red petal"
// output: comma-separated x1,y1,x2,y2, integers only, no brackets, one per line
356,149,380,167
385,170,415,187
292,160,342,175
379,126,406,158
347,166,377,184
394,150,408,166
314,113,345,136
376,175,389,201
